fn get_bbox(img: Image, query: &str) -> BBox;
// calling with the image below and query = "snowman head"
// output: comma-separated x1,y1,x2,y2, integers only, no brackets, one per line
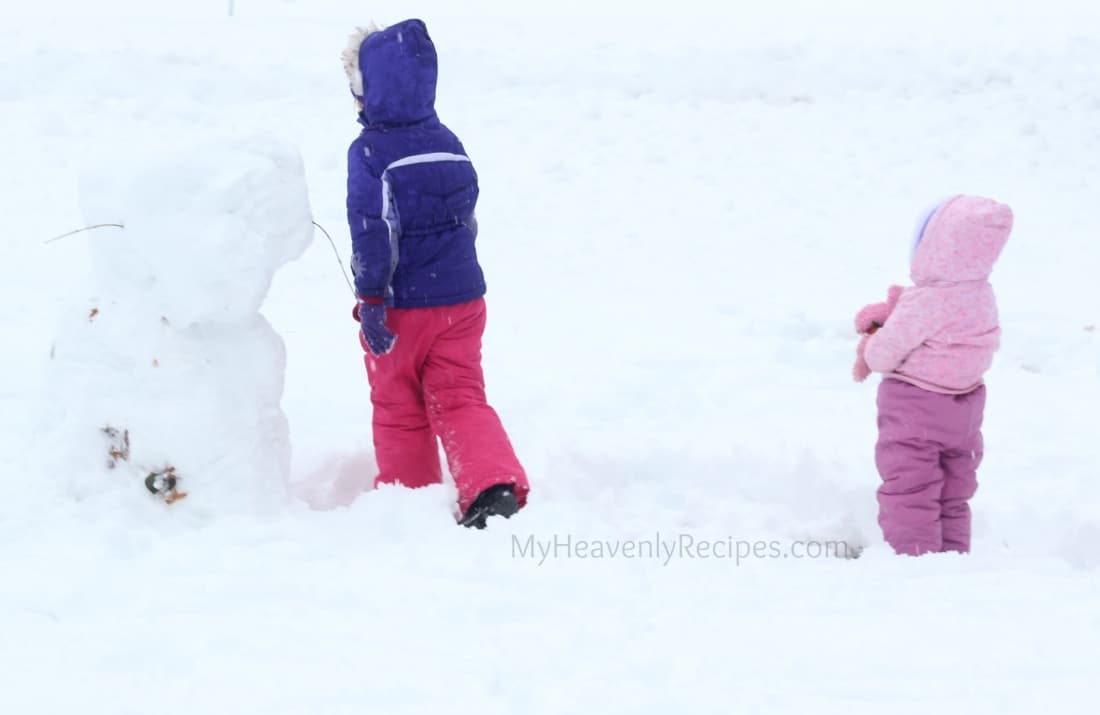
78,133,314,326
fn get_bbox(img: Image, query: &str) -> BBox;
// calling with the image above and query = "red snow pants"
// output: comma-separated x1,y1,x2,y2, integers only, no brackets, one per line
360,297,529,515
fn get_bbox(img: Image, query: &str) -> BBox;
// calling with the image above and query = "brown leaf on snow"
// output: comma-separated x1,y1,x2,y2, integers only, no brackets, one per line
165,491,189,504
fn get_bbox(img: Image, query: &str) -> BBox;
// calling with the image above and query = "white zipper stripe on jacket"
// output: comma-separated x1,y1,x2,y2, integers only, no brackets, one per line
379,176,399,301
386,152,471,171
378,152,472,299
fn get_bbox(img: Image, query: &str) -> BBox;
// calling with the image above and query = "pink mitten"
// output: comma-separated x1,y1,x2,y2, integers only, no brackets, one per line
854,284,904,334
852,333,872,382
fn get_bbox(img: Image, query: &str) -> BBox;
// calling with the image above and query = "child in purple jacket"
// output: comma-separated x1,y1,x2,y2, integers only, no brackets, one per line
341,19,530,528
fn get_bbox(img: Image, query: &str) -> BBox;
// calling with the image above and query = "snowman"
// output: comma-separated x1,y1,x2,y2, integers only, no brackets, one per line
39,133,314,515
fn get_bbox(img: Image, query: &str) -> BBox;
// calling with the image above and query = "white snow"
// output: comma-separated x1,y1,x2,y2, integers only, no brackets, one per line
1,1,1098,714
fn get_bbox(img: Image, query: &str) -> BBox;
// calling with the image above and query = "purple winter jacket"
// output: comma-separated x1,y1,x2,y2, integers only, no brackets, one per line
346,19,486,308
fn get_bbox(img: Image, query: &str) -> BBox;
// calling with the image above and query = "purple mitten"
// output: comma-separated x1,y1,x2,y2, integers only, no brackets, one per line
356,300,396,356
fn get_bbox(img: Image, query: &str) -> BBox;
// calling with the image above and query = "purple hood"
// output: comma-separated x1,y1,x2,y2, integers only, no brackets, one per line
357,19,437,127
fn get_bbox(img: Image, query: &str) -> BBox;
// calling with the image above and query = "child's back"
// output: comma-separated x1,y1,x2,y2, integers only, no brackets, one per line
342,19,528,528
344,19,485,308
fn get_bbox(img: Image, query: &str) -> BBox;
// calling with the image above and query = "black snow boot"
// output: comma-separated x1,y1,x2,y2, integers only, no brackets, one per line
459,484,519,529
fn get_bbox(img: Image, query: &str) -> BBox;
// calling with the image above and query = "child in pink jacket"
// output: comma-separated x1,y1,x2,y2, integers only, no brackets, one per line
853,195,1013,555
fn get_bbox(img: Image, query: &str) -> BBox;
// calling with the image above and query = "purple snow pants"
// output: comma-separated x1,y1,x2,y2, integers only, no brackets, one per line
875,378,986,556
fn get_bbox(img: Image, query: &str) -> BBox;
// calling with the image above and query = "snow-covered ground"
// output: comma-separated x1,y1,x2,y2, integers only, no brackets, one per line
1,1,1098,713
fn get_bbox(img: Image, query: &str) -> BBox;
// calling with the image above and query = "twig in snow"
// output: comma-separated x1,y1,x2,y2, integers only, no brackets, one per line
44,223,125,244
313,220,356,297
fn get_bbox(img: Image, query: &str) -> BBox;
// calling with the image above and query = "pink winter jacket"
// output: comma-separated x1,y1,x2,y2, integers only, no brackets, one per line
864,195,1012,395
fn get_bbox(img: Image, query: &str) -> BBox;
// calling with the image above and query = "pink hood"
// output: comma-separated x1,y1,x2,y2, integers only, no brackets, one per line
864,195,1012,394
911,195,1013,285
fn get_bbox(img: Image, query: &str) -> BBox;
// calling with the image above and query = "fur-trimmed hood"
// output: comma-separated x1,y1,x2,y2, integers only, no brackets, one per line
341,23,382,100
340,18,438,126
